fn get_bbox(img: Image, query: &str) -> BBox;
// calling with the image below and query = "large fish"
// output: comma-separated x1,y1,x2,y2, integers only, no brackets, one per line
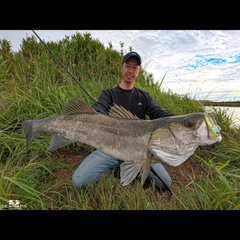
22,98,222,187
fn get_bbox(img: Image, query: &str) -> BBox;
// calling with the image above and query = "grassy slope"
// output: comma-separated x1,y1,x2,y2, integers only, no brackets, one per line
0,33,240,210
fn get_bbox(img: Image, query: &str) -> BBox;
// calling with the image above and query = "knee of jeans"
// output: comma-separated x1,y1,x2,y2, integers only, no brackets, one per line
72,172,82,189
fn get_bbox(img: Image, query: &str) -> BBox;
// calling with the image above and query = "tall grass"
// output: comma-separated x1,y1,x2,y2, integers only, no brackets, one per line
0,32,240,210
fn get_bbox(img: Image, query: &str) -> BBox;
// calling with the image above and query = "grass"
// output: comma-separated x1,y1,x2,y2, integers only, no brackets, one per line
0,32,240,210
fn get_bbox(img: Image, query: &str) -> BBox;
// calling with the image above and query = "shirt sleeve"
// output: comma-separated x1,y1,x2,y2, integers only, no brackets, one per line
145,94,175,119
91,90,112,114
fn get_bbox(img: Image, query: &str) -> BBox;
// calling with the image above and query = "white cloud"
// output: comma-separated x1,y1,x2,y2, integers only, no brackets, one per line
0,30,239,101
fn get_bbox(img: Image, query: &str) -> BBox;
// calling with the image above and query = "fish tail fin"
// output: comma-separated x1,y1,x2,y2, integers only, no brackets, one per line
22,120,39,152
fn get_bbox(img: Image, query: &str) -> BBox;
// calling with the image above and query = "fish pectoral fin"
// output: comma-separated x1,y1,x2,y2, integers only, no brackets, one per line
47,134,71,151
120,162,144,186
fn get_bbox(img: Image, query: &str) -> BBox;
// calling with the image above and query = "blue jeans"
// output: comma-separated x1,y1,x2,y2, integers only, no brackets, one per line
72,150,172,191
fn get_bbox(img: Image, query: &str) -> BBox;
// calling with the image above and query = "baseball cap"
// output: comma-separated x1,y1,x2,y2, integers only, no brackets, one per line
122,51,141,66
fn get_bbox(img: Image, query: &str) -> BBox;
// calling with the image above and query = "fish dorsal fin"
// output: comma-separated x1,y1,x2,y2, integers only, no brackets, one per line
60,98,97,116
108,103,139,120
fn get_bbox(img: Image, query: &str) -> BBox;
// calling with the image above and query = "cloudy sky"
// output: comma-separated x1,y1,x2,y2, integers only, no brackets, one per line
1,30,240,101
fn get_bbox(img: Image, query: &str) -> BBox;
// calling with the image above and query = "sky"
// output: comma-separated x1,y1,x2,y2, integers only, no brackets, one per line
1,30,240,101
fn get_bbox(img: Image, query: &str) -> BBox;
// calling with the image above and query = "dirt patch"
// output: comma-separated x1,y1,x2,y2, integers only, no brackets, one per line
51,147,209,193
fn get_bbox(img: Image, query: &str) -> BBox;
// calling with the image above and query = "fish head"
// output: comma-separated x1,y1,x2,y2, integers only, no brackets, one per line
148,112,222,166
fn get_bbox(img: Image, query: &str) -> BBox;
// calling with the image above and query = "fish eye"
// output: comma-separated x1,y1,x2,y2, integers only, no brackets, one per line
184,119,193,127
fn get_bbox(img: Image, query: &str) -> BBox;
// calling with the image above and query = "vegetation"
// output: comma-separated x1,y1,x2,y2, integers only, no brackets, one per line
199,100,240,107
0,32,240,210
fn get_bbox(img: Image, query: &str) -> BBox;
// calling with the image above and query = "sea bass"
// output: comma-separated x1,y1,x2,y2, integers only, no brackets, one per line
22,98,222,187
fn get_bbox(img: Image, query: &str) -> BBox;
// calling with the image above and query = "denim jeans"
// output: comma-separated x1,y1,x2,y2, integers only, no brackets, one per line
72,150,172,191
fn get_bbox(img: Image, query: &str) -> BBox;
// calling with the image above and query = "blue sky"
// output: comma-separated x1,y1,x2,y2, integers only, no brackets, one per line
1,30,240,101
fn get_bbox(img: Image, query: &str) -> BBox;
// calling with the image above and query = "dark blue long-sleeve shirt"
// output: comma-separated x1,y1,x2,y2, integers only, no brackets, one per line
92,85,175,120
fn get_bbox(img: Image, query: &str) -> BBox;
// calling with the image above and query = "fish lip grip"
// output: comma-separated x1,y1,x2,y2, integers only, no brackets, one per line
205,115,221,137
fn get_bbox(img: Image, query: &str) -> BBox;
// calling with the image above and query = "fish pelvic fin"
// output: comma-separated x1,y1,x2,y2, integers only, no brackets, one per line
47,134,72,151
120,162,144,186
60,98,97,116
22,120,39,153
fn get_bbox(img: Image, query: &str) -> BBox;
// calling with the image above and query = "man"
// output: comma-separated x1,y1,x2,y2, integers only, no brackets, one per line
72,51,175,191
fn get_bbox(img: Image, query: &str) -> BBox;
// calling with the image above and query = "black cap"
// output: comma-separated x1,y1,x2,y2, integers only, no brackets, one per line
122,51,141,66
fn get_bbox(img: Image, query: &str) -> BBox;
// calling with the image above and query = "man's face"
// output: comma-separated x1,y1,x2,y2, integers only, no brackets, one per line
121,57,141,84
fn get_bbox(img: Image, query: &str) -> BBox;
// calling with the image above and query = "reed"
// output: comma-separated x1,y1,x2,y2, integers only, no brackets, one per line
0,33,239,210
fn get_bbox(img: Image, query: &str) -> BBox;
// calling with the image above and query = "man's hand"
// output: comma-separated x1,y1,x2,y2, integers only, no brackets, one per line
77,142,85,147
